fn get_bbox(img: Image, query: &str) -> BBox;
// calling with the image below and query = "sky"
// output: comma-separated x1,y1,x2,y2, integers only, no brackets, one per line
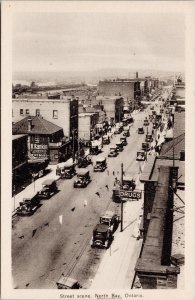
13,12,185,74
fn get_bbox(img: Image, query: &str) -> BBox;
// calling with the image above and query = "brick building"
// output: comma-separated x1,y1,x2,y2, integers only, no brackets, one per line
12,116,72,163
12,95,78,140
94,96,124,123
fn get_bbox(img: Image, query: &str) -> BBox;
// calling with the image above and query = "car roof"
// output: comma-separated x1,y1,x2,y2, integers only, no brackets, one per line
42,179,56,185
94,223,109,232
77,169,89,176
101,210,115,218
63,162,74,168
138,127,143,130
123,175,133,181
137,150,145,153
57,275,78,287
95,156,106,162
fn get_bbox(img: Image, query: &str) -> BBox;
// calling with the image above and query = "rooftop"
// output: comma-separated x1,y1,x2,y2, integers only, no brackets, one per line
12,116,63,135
12,134,27,141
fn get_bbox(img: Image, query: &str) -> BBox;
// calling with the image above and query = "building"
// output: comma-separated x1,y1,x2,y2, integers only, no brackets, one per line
12,95,78,140
78,112,99,141
12,134,28,192
12,116,72,163
98,79,141,110
94,96,124,123
170,77,185,110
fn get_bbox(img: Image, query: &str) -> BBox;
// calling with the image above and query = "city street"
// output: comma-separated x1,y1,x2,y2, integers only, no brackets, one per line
12,109,150,289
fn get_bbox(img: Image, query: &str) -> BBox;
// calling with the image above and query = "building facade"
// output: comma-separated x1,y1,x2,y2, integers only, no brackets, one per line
78,112,99,141
12,95,78,139
94,96,124,123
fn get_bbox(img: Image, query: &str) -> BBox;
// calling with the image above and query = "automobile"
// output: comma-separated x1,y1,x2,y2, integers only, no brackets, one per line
122,175,136,191
56,275,82,289
143,119,149,126
59,162,76,179
136,150,147,161
102,134,110,145
94,157,107,172
138,127,144,134
77,155,92,168
152,110,157,115
123,129,130,137
160,108,164,114
145,134,153,143
142,142,150,152
16,194,40,216
73,169,90,188
114,127,122,134
90,140,102,155
120,137,127,146
108,147,118,157
90,224,113,249
37,179,57,199
150,106,154,110
100,211,120,233
116,142,124,152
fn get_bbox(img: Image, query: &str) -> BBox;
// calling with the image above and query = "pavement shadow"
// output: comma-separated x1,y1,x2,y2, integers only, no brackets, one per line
123,217,137,231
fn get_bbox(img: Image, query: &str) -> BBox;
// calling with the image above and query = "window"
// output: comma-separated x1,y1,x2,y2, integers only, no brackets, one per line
26,109,29,115
36,109,40,116
53,110,58,119
20,109,23,115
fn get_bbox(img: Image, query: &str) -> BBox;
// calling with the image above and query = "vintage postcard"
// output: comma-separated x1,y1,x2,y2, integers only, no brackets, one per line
1,1,195,299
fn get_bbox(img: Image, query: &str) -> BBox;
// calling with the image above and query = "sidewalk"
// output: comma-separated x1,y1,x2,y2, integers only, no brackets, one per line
89,181,144,289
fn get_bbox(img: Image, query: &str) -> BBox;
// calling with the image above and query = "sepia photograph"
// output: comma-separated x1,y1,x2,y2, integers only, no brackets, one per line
1,1,195,299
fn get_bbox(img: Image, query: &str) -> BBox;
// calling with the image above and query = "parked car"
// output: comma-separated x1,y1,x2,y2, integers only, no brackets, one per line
145,134,153,143
143,119,149,126
142,142,150,152
102,135,110,145
94,157,107,172
73,169,90,188
108,147,118,157
138,127,144,134
60,162,76,179
37,179,57,199
136,150,147,161
122,175,136,191
77,155,92,168
90,224,113,249
16,193,40,216
120,137,127,146
100,211,120,233
123,129,130,137
56,275,82,289
116,142,124,152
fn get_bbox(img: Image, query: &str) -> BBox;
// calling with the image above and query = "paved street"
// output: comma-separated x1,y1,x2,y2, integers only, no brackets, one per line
12,101,167,289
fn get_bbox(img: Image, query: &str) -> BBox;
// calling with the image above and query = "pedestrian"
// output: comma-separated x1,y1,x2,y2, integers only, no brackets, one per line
105,185,109,190
83,200,87,207
113,171,115,176
107,170,109,176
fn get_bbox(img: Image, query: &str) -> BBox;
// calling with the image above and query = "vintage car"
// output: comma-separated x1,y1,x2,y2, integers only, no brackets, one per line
108,147,118,157
120,137,127,146
90,140,102,155
16,194,40,216
150,106,154,110
138,127,144,134
100,211,120,233
152,110,157,115
116,142,124,152
114,127,122,134
143,118,149,126
37,179,57,199
142,142,150,152
73,169,90,188
136,150,147,161
102,134,110,145
90,224,113,249
123,129,130,137
94,157,107,172
145,134,153,143
122,175,136,191
160,108,164,114
56,275,82,289
77,155,92,168
60,162,76,179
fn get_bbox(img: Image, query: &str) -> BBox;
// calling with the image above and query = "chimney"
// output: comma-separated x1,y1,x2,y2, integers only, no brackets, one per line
136,72,138,79
28,118,32,132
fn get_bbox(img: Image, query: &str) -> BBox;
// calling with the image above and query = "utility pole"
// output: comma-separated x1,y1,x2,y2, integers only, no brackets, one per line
120,163,124,232
72,130,75,163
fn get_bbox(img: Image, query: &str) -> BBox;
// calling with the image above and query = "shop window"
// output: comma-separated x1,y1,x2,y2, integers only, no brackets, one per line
20,109,23,115
26,109,29,115
53,110,58,119
36,109,40,116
